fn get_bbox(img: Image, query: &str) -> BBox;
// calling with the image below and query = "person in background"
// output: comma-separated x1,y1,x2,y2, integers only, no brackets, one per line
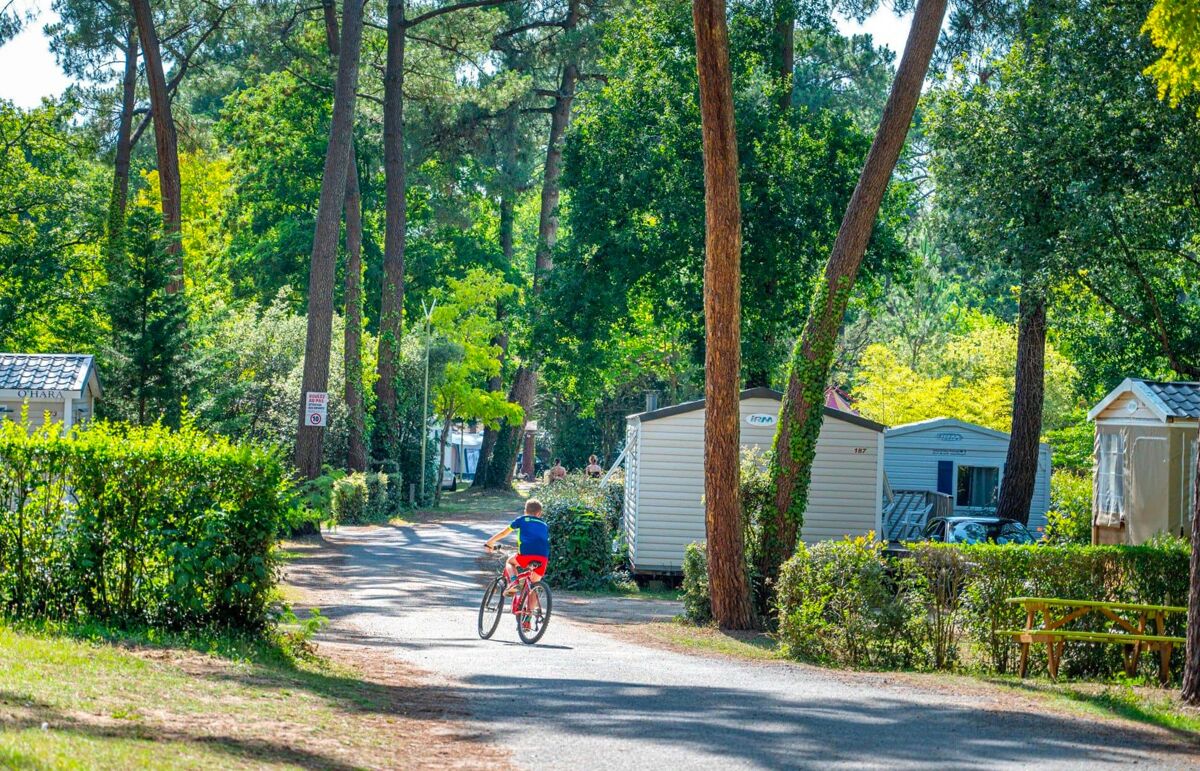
586,454,603,479
549,458,567,482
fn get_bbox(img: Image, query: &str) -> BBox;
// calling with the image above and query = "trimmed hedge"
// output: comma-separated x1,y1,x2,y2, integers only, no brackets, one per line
776,538,1190,679
0,417,289,632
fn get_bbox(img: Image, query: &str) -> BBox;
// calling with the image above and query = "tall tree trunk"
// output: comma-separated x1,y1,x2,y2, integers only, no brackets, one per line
994,289,1046,525
1182,425,1200,705
295,0,365,480
693,0,754,631
130,0,183,293
344,151,368,472
773,0,794,113
375,0,408,458
763,0,947,584
107,22,139,263
324,0,368,473
486,0,582,488
474,193,514,488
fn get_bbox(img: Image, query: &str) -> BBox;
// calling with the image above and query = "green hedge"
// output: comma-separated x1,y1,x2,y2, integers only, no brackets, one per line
776,538,1190,679
537,472,625,589
0,417,289,632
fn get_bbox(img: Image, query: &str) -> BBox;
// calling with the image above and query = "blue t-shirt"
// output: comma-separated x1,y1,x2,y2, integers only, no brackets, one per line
509,514,550,558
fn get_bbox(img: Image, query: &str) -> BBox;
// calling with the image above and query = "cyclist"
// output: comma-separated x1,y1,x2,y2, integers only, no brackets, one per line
484,498,550,596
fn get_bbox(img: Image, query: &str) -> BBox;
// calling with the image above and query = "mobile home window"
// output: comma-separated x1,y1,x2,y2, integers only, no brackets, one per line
957,465,1000,508
1096,432,1125,517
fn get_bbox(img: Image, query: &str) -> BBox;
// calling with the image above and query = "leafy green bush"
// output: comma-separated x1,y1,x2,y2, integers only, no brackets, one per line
329,472,393,525
365,472,391,520
681,542,712,624
541,501,612,589
538,472,624,532
1045,470,1092,545
0,417,288,632
1043,415,1094,475
331,474,369,525
776,537,921,668
774,539,1190,679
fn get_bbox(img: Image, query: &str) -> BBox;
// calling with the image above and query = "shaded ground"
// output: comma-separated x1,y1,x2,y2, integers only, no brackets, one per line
285,520,1200,770
0,621,504,770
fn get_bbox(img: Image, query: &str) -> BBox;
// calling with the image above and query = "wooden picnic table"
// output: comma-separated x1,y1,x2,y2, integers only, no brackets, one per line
1002,597,1186,684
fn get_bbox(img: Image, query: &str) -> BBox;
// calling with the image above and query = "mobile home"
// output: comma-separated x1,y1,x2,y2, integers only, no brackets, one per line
0,354,101,433
622,387,885,574
883,418,1052,534
1088,379,1198,544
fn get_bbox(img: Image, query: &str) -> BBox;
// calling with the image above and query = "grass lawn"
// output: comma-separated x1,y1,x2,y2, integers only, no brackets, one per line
0,624,496,770
404,486,527,523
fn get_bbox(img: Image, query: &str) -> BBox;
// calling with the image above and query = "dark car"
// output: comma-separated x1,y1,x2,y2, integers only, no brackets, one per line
922,516,1038,545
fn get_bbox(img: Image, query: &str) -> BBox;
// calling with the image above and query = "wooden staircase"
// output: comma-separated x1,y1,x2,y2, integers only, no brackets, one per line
883,489,953,542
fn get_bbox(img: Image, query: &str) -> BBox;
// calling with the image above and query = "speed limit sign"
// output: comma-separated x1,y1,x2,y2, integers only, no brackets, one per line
305,392,328,427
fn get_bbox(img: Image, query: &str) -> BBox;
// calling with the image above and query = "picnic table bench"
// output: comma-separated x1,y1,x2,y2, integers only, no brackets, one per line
1001,597,1186,684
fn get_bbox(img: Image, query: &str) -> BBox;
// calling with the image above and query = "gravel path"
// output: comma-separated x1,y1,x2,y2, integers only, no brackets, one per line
286,521,1199,770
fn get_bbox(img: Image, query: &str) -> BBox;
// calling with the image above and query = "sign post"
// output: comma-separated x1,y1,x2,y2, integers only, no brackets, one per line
305,392,328,428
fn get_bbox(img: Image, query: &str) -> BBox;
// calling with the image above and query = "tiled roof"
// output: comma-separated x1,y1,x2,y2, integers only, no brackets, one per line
1142,381,1200,419
0,354,94,393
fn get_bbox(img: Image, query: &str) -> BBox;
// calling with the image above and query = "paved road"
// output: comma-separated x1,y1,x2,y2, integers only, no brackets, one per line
290,521,1199,770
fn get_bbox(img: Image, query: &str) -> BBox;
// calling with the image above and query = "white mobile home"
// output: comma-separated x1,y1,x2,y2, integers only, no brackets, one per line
0,354,101,433
1088,379,1198,544
622,387,886,574
884,418,1052,534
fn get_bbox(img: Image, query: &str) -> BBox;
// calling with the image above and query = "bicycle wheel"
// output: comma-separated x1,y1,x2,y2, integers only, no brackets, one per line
516,583,552,644
477,577,505,639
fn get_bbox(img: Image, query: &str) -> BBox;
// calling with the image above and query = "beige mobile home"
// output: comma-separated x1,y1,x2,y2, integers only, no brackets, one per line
1088,379,1198,544
622,387,885,574
0,354,100,433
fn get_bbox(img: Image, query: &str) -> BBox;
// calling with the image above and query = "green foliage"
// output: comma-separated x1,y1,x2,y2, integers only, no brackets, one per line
776,536,921,669
537,473,626,589
774,540,1191,679
681,542,712,625
1045,471,1094,545
1143,0,1200,112
852,313,1081,432
543,0,910,410
1043,414,1094,474
331,474,368,525
0,100,106,353
0,417,288,632
102,207,192,427
330,472,392,525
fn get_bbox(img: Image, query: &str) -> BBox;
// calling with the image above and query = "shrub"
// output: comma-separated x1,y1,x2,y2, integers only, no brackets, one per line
776,537,921,668
681,542,711,624
533,472,626,589
542,501,612,589
331,474,369,524
774,539,1190,679
0,417,288,632
1045,470,1092,545
364,472,391,520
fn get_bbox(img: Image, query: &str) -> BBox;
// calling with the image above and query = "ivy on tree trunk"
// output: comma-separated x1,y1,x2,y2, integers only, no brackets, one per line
763,0,948,586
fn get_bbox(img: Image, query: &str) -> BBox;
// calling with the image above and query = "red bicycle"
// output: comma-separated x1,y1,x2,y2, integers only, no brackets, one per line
478,547,552,644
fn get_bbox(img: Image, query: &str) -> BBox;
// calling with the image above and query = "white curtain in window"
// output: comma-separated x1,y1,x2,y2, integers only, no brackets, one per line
1094,430,1125,527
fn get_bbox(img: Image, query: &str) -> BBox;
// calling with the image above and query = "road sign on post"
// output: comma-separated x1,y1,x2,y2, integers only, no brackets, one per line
305,392,328,427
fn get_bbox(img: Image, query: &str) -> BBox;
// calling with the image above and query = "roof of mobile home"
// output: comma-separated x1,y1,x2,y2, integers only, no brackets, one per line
1088,378,1200,422
629,387,886,432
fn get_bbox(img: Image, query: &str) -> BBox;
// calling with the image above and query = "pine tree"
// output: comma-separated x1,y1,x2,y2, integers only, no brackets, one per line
104,207,191,426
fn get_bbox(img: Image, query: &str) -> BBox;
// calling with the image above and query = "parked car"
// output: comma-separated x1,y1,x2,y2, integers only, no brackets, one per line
922,516,1037,545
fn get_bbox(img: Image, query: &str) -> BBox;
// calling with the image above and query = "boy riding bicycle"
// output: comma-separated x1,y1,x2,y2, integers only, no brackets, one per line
484,498,549,596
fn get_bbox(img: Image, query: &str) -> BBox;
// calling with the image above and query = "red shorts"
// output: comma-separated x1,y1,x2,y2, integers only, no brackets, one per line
515,554,548,577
